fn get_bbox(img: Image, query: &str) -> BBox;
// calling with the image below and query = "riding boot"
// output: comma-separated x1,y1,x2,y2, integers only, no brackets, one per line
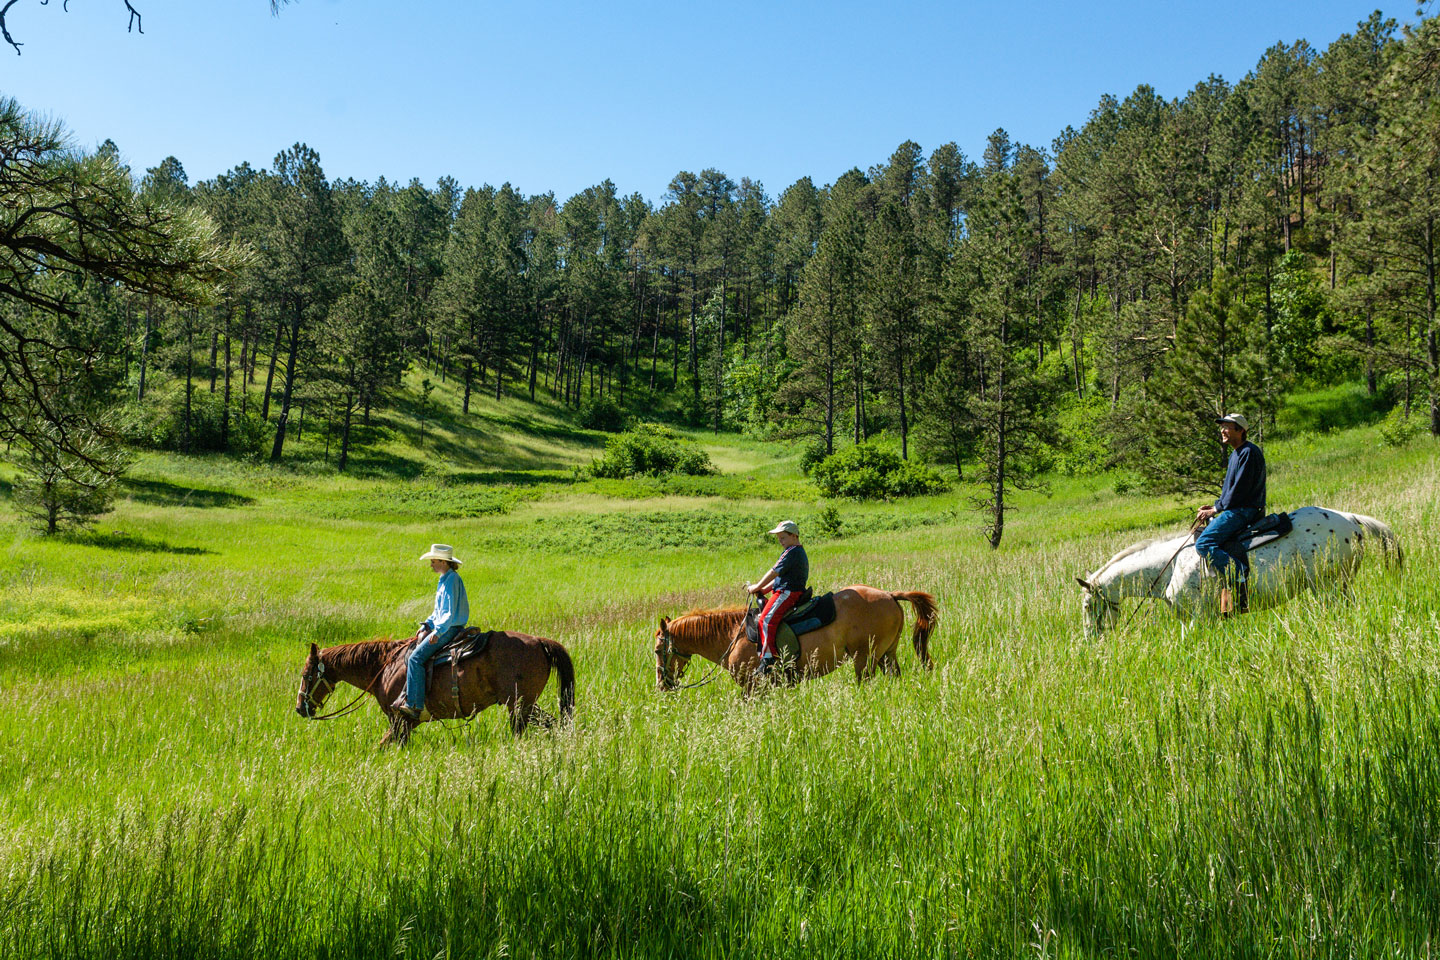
754,653,776,680
389,695,420,720
1236,580,1249,614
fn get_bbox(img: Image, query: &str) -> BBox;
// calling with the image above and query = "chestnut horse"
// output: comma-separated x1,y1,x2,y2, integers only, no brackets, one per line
295,631,575,747
654,585,937,693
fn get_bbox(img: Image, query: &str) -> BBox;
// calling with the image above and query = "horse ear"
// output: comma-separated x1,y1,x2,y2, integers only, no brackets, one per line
1075,577,1093,591
309,641,319,657
659,616,669,629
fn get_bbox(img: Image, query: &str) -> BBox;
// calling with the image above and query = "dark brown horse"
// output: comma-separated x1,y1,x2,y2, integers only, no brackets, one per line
654,585,937,693
295,631,575,747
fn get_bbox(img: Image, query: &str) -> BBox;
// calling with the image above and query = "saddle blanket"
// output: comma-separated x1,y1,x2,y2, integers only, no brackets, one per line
744,592,838,662
413,628,492,703
1220,511,1294,576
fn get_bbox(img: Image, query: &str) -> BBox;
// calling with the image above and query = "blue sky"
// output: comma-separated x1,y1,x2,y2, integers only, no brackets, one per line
0,0,1408,203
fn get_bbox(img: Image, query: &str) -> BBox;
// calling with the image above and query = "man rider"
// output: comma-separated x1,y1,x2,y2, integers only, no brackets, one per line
746,520,808,678
1194,413,1266,614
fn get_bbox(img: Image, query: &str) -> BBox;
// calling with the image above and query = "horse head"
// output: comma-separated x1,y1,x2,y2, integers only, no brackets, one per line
653,616,691,692
295,642,335,718
1076,577,1119,638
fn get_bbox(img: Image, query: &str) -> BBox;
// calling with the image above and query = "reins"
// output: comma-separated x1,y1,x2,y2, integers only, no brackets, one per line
659,617,746,691
1114,517,1206,633
302,656,387,720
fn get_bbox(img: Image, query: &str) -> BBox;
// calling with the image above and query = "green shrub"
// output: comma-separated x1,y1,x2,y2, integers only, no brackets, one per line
588,423,716,479
118,389,268,458
816,504,843,538
578,396,627,432
811,443,949,500
799,439,828,477
1379,406,1422,447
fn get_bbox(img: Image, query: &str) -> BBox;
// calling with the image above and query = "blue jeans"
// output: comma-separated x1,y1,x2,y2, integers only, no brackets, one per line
404,624,463,711
1195,508,1261,582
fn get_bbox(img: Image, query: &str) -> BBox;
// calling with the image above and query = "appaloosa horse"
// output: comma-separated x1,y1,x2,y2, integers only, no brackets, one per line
1076,506,1402,634
654,585,937,693
295,630,575,747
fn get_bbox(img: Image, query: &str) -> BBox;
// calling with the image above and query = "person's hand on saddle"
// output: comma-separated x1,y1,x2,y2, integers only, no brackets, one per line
745,582,768,597
1196,505,1217,524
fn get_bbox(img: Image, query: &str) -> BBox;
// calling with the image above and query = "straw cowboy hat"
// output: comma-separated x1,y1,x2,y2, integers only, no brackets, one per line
418,543,463,565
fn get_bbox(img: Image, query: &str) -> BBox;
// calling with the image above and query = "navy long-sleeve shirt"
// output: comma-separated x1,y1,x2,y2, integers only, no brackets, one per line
1215,441,1266,512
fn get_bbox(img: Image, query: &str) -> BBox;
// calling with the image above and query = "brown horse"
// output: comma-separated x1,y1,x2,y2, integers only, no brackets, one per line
654,585,937,693
295,631,575,747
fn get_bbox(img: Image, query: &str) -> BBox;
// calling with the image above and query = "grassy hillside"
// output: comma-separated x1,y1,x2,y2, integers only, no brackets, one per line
1,384,1438,958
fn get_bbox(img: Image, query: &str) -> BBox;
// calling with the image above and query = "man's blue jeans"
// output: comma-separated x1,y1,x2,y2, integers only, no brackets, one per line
1195,507,1261,582
405,624,463,711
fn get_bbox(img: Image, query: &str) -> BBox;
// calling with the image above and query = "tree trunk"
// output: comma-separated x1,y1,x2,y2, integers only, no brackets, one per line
338,392,354,471
989,358,1006,550
270,310,303,462
1365,307,1376,396
1427,216,1439,436
184,315,194,452
208,322,220,393
262,316,283,421
222,313,232,449
137,297,153,402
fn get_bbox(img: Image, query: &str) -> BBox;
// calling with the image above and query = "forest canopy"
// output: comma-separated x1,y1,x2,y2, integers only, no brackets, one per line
4,10,1438,545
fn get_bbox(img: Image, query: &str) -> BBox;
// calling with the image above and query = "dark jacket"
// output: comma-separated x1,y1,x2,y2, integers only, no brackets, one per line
1215,440,1266,512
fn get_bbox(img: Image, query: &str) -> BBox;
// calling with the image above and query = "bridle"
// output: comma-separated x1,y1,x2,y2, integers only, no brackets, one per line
1104,519,1206,634
297,656,380,721
655,619,742,692
655,625,692,691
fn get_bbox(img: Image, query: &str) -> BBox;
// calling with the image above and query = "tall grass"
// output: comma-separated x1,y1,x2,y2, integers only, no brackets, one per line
0,405,1437,957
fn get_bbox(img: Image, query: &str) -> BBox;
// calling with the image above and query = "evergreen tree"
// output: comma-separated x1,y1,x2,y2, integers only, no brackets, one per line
254,144,347,461
950,165,1059,548
1123,269,1272,495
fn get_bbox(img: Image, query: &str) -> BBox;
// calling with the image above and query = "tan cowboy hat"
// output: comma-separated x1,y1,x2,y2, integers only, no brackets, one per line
767,520,799,536
418,543,463,565
1215,412,1251,432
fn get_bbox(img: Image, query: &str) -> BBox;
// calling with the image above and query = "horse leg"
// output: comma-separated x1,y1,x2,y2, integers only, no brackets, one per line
380,714,413,748
878,649,901,678
508,694,535,735
853,646,876,684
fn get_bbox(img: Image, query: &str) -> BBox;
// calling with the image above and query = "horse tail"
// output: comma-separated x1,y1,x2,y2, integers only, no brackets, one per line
889,591,937,670
539,638,576,720
1350,513,1404,570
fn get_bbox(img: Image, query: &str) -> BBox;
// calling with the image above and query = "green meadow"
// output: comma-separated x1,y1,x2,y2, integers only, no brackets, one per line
2,378,1438,958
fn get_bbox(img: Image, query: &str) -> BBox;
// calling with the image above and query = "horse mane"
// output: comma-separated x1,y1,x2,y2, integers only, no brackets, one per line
1088,534,1175,581
670,606,745,644
325,637,407,671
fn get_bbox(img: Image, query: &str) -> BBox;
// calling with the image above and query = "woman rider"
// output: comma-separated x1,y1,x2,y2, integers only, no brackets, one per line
391,543,469,719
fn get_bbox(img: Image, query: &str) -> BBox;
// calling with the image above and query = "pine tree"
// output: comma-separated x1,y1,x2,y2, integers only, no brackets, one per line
255,144,347,462
1124,269,1272,495
950,164,1060,548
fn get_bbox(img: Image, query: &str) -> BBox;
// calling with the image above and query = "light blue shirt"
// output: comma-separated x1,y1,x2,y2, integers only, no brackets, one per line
426,569,469,632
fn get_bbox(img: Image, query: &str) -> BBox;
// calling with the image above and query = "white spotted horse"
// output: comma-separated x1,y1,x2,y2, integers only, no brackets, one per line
1078,507,1401,634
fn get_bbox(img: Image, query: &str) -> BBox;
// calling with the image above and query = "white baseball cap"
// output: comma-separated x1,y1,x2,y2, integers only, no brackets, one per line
767,520,799,536
1215,413,1250,432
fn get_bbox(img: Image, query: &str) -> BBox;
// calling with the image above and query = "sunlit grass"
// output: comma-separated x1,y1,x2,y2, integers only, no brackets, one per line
0,385,1437,957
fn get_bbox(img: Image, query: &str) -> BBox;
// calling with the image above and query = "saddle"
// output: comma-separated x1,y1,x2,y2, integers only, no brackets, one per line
1220,512,1294,578
743,590,838,661
413,628,493,706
